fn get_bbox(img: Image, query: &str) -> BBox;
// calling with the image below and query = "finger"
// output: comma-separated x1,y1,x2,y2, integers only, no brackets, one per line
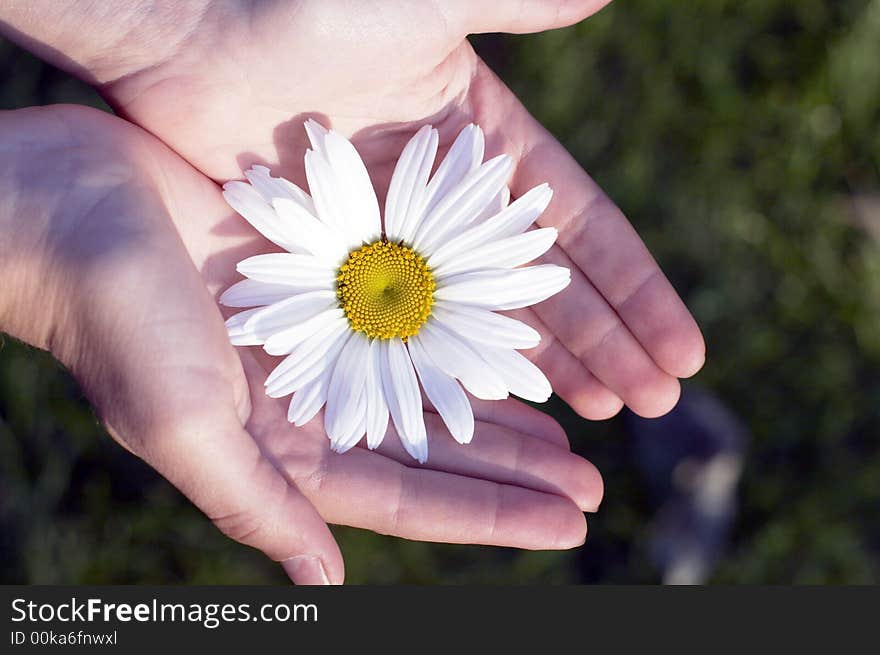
457,395,571,449
534,244,682,418
303,446,588,549
134,400,343,585
505,308,624,420
497,78,706,380
233,279,574,447
371,413,603,511
59,182,343,584
245,328,597,508
450,0,614,35
242,353,588,549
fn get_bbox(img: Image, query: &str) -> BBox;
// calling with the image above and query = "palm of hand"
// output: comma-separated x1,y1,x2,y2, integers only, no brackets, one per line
45,107,600,585
106,0,704,426
110,0,478,180
30,0,704,583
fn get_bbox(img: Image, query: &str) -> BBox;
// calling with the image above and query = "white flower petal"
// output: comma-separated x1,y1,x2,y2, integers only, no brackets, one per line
365,339,390,449
288,371,331,426
379,339,427,463
222,181,304,253
225,120,562,463
427,183,553,269
416,321,508,400
263,308,346,356
305,126,382,246
264,320,350,398
220,279,298,308
243,289,338,336
418,124,485,223
325,332,370,451
273,197,349,265
433,227,558,279
237,253,336,287
305,149,349,238
385,125,439,243
413,154,513,254
331,388,368,454
478,345,553,403
408,337,474,444
433,265,571,311
226,308,264,346
322,131,382,243
244,165,315,214
304,118,329,152
472,186,510,224
430,301,540,350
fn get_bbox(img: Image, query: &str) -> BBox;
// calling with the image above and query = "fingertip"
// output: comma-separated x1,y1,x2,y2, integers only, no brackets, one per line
675,331,707,379
458,0,614,35
556,508,588,549
628,376,682,419
676,347,706,379
555,0,616,27
496,486,588,550
583,461,604,513
535,493,588,549
568,457,605,513
323,551,346,586
282,556,330,586
653,318,707,379
282,552,345,586
570,387,625,421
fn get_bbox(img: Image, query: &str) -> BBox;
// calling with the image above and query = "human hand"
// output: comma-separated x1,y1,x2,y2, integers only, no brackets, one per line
2,0,705,421
0,105,602,584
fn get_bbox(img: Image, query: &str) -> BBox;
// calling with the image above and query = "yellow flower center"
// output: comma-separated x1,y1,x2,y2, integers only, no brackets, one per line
336,240,435,340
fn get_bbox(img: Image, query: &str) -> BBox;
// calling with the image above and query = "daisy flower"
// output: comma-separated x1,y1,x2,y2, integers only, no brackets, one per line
221,120,570,463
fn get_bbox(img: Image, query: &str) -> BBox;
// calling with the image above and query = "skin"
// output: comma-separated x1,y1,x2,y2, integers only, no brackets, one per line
2,0,705,418
0,105,602,584
0,0,706,583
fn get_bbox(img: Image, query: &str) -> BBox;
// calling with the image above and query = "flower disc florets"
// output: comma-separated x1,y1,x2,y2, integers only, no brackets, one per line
336,240,435,340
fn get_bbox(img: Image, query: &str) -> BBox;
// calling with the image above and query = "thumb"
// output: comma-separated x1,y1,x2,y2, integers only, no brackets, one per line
130,404,344,585
451,0,614,35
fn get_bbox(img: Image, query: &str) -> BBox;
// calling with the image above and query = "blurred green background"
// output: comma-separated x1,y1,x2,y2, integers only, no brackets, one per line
1,0,878,584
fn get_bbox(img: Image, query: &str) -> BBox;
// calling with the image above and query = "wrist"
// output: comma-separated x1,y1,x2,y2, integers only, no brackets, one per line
0,105,151,359
0,1,214,84
0,109,74,351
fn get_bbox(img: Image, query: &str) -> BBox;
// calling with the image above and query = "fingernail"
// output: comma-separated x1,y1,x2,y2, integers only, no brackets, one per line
584,503,601,514
282,556,331,585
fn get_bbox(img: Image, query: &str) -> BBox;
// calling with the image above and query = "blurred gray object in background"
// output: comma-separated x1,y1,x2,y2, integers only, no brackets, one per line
628,388,748,584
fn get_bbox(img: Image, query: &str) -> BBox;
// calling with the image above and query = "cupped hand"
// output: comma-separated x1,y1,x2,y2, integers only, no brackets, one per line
91,0,705,420
1,0,704,419
0,105,602,584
